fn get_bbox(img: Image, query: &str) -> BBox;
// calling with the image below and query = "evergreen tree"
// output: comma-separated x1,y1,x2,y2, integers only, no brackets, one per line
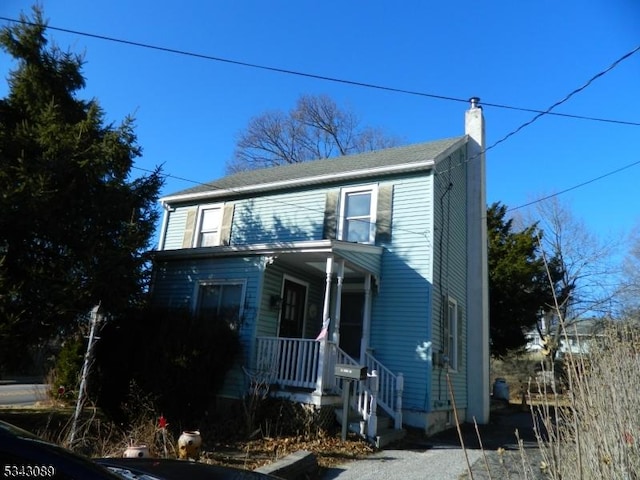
487,202,562,356
0,7,163,371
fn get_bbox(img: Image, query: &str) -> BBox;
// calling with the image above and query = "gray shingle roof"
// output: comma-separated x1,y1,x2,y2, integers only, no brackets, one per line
164,136,466,201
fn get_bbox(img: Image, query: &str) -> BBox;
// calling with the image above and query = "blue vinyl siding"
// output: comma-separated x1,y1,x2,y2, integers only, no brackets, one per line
163,206,194,250
370,175,434,411
231,190,326,244
431,149,468,410
154,143,474,415
152,256,263,398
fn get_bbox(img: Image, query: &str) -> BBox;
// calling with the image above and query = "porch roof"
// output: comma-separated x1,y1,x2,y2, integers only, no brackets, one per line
152,239,383,279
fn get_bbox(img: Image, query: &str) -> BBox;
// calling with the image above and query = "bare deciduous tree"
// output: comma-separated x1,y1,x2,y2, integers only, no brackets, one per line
521,197,624,358
228,94,401,173
621,223,640,316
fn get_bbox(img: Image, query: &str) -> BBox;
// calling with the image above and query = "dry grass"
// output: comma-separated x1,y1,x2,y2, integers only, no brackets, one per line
469,322,640,480
530,323,640,480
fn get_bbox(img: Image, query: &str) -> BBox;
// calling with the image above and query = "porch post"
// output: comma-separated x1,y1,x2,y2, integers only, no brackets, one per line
314,256,334,395
332,260,345,346
360,274,372,364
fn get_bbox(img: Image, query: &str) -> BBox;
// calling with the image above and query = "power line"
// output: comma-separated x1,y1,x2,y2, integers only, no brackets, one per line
436,44,640,183
134,40,640,222
4,15,639,218
507,158,640,212
488,44,640,153
1,15,639,127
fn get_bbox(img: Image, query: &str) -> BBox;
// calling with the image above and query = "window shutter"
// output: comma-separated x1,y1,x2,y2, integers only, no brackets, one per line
322,190,339,239
375,185,393,244
220,203,235,246
182,208,197,248
457,306,464,370
442,295,450,357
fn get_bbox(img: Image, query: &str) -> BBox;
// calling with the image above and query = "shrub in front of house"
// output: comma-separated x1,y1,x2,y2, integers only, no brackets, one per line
94,307,240,429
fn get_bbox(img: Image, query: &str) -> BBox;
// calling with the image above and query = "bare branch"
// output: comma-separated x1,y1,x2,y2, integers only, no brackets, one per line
227,94,401,173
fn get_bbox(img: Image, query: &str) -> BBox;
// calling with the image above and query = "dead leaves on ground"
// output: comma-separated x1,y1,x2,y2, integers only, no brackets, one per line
202,434,376,470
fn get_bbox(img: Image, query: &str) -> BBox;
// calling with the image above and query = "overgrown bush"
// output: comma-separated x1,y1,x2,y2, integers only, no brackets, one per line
94,307,241,429
49,334,85,402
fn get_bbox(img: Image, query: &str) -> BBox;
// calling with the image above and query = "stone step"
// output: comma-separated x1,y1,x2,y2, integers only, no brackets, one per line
335,407,402,446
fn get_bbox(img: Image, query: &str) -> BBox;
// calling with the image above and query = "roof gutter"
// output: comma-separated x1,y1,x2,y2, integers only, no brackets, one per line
161,158,438,204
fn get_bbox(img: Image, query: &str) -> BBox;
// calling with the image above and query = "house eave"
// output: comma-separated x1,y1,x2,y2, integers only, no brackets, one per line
151,239,382,260
160,159,437,204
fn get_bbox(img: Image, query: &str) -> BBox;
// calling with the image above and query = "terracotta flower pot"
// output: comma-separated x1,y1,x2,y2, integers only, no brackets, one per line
178,430,202,460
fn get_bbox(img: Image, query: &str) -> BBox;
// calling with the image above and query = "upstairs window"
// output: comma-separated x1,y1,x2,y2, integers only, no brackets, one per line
338,186,378,244
194,204,223,247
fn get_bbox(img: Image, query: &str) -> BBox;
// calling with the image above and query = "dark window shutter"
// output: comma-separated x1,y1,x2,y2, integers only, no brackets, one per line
442,295,450,357
182,208,197,248
220,204,235,246
375,185,393,244
457,306,464,370
322,190,339,239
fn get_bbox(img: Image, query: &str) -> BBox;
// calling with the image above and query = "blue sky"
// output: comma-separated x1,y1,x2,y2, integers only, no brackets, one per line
1,1,639,249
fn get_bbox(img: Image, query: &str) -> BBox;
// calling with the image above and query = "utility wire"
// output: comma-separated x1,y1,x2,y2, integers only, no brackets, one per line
132,41,640,223
1,15,639,127
507,158,640,212
436,44,640,194
488,44,640,153
3,15,639,217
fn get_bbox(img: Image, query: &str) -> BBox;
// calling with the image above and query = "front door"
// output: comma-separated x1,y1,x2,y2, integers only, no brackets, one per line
279,279,307,338
340,292,364,359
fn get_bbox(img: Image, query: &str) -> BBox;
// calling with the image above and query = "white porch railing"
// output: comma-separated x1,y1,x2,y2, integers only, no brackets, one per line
364,351,404,429
255,337,321,389
255,337,404,437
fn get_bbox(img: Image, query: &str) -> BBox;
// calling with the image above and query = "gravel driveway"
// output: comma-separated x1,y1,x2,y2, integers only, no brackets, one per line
321,406,543,480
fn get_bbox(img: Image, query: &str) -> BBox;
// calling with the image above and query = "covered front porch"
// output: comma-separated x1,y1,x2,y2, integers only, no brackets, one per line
249,240,404,441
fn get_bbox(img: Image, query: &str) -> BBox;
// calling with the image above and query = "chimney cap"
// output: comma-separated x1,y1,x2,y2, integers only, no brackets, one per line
469,97,481,109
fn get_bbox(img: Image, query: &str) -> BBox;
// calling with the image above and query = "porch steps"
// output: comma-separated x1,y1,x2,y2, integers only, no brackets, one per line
334,408,406,449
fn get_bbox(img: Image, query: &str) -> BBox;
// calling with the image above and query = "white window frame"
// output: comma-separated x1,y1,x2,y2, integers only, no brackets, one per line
194,279,246,330
444,296,459,372
337,185,378,244
193,203,224,247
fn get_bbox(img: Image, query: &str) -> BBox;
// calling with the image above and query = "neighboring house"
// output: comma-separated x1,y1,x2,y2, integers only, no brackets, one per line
526,317,606,358
150,99,489,442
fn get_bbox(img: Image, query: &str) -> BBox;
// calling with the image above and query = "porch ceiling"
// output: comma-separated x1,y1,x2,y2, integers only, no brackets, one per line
270,240,383,280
